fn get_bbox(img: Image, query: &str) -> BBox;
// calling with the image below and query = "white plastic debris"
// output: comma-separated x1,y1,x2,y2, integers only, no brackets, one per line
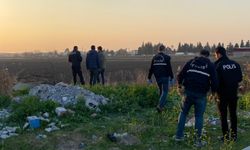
55,107,67,116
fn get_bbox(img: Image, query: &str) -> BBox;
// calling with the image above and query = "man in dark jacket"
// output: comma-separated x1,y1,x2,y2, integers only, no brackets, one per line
86,45,100,85
148,45,174,113
97,46,106,85
214,46,242,142
175,50,218,147
68,46,85,85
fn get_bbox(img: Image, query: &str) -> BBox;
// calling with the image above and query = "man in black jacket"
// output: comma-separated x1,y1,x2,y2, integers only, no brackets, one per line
68,46,85,85
214,46,242,142
175,50,218,147
148,45,174,113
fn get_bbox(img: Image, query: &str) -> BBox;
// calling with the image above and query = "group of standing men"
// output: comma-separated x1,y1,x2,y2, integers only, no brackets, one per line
148,45,242,147
68,45,106,86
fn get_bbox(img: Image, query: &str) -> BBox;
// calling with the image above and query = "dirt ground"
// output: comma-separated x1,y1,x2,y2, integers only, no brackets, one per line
0,56,249,85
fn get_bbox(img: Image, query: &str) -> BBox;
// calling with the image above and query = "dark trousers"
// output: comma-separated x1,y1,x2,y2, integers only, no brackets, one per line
156,77,169,109
72,66,85,85
176,90,207,139
97,69,105,85
217,95,238,139
89,69,99,85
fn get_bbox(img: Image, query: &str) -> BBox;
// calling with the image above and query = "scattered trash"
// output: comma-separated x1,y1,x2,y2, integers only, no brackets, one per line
78,142,86,149
107,132,141,146
185,117,195,127
55,107,67,117
36,134,47,140
0,109,10,119
27,116,41,129
242,146,250,150
45,122,60,132
91,113,97,118
43,112,49,118
207,117,220,126
0,127,18,140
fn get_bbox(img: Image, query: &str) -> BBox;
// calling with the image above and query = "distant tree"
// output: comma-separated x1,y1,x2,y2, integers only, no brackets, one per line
234,43,239,48
245,40,250,47
227,42,234,52
240,40,245,48
204,42,211,51
64,48,70,55
116,48,128,56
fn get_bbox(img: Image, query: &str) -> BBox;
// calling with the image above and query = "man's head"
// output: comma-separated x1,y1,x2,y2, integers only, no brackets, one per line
200,49,210,57
215,46,226,59
158,45,165,52
91,45,96,50
73,46,78,51
97,46,103,52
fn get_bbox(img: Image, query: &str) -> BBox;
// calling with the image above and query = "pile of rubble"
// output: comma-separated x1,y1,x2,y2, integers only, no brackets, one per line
0,109,10,119
0,127,18,139
29,82,109,110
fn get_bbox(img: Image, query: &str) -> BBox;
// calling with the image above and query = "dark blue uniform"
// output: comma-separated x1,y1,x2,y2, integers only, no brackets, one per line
68,50,85,85
148,52,173,110
86,49,100,85
176,56,218,140
178,56,218,94
215,56,242,140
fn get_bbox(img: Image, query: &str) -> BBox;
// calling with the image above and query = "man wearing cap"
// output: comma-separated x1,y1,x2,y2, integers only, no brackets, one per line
175,50,218,147
214,46,243,142
148,45,174,113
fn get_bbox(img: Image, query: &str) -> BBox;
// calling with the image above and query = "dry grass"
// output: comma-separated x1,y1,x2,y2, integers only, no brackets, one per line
0,68,16,95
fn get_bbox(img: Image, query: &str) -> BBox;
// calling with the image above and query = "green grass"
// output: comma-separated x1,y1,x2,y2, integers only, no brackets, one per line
1,84,250,150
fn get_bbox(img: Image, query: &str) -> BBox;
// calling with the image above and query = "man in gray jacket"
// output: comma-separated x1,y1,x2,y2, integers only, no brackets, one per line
97,46,106,85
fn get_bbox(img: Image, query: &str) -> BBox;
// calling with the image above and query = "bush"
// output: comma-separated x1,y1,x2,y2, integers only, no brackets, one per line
12,89,29,96
88,84,181,113
0,69,15,95
9,96,59,123
239,92,250,110
0,95,11,108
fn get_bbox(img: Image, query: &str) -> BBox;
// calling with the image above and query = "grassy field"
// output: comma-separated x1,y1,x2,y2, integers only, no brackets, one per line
0,84,250,150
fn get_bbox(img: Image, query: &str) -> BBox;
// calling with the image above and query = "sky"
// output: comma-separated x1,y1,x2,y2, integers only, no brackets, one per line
0,0,250,52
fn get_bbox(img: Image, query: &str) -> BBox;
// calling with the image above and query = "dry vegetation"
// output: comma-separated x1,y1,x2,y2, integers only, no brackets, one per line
0,69,15,95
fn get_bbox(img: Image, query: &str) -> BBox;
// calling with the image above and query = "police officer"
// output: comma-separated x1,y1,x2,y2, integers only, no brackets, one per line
214,46,243,142
148,45,174,113
175,50,218,147
68,46,85,85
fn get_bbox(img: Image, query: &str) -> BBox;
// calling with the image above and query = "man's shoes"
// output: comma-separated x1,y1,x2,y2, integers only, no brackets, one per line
217,136,229,142
173,135,184,142
194,140,207,148
156,106,163,113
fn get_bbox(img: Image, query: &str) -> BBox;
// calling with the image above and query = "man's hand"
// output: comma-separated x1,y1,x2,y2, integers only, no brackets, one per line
147,79,153,85
177,85,184,95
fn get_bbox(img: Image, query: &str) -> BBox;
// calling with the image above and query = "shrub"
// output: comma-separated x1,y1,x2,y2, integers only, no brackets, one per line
0,95,11,108
9,96,59,123
0,69,15,96
239,92,250,110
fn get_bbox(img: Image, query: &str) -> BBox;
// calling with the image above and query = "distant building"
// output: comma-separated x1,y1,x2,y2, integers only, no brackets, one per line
232,48,250,57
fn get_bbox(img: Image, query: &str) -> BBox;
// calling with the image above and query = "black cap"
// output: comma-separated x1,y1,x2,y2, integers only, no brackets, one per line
200,49,210,57
159,45,165,51
215,46,226,56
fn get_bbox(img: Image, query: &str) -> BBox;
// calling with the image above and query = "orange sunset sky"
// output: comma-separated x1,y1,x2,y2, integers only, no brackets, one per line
0,0,250,52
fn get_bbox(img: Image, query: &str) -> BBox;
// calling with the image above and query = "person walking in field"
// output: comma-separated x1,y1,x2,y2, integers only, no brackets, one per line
86,45,100,85
97,46,106,85
175,50,218,147
68,46,85,85
148,45,174,113
214,46,242,142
